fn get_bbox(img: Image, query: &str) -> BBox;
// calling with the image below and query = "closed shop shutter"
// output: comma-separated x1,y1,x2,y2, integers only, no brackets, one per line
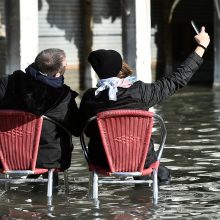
38,0,83,90
38,0,82,67
92,0,122,54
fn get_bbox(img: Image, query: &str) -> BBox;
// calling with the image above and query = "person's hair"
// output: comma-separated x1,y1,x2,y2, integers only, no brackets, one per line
117,61,133,78
34,48,66,77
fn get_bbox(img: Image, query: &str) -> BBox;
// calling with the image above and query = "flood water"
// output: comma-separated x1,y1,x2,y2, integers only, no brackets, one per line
0,85,220,219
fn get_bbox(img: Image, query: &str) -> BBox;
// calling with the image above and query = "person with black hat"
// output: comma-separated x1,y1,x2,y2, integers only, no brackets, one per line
79,26,210,184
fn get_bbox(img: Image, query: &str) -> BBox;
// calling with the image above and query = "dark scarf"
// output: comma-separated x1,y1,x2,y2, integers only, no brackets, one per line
25,64,64,88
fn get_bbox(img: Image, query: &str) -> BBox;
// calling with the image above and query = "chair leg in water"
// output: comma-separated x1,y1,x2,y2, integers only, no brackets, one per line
4,174,10,191
153,169,158,204
89,171,98,199
47,169,54,198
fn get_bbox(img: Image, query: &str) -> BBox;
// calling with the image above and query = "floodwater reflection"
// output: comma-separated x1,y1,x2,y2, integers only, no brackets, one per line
0,86,220,219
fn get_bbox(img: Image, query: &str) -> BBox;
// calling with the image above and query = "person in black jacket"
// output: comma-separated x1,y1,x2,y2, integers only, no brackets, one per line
79,26,210,183
0,48,80,170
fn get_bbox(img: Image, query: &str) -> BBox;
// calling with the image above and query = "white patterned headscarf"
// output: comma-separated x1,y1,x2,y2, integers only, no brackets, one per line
95,76,137,101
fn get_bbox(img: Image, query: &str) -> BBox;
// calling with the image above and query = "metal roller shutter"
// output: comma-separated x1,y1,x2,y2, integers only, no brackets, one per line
38,0,82,67
38,0,83,90
92,0,122,54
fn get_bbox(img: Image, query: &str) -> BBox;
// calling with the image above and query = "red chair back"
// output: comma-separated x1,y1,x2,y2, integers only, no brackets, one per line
0,110,43,172
97,110,154,173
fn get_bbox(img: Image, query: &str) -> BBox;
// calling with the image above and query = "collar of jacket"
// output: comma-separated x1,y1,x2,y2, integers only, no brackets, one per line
25,64,64,88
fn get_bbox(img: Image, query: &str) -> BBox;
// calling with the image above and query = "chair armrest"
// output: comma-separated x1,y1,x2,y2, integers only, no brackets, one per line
153,114,167,161
80,116,97,162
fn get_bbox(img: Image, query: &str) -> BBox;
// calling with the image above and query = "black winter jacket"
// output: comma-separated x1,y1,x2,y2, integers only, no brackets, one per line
79,52,203,168
0,71,80,169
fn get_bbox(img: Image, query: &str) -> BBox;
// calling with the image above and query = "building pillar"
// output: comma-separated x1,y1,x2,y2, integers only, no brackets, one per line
135,0,152,83
81,0,93,90
121,0,151,83
214,0,220,88
5,0,38,74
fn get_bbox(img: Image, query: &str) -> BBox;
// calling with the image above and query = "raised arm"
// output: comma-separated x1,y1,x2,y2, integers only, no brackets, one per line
142,26,210,107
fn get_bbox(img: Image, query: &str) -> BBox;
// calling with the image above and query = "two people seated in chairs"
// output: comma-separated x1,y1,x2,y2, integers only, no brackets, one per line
0,27,210,187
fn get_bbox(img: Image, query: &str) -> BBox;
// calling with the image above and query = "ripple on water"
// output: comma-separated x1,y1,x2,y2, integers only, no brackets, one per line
1,87,220,219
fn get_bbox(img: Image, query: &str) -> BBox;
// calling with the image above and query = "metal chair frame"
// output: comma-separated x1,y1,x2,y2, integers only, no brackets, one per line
0,110,71,201
80,109,167,204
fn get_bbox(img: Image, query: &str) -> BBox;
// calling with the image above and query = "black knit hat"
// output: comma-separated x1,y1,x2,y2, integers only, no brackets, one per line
88,49,122,79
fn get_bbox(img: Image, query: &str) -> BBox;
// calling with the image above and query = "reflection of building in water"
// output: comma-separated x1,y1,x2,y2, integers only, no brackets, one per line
0,0,219,91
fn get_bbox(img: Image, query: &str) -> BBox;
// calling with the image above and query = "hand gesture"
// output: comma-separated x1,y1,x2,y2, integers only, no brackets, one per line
194,26,210,48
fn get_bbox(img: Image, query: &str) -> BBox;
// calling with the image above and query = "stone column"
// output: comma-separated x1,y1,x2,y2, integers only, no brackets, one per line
5,0,38,74
121,0,151,83
135,0,152,83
